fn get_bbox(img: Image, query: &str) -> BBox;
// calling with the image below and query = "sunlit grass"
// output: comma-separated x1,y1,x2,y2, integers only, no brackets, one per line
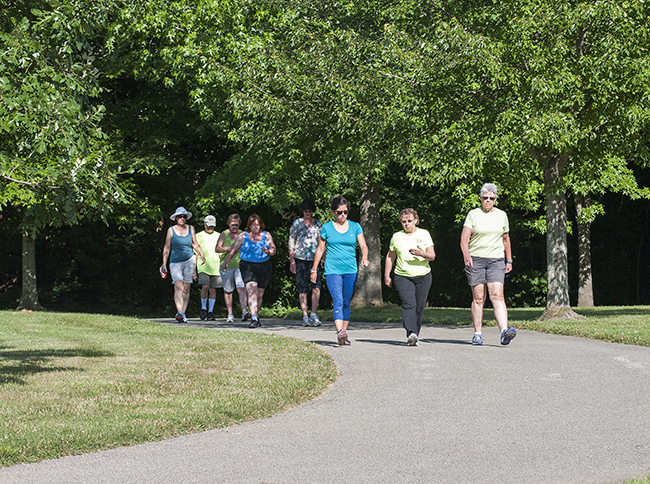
0,311,336,467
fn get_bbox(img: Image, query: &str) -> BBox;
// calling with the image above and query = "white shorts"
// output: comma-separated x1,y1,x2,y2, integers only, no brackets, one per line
170,256,196,284
221,267,245,292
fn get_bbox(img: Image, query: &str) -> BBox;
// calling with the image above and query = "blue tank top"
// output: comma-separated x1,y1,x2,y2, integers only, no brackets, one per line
170,227,193,263
240,231,269,263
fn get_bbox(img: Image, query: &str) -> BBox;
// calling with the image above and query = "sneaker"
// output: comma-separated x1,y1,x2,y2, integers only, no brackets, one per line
182,314,189,324
242,311,251,322
472,333,483,345
175,312,185,323
407,333,418,346
249,317,261,329
337,329,350,346
302,316,310,326
226,313,235,324
500,327,517,345
309,314,322,327
200,309,208,321
207,312,216,321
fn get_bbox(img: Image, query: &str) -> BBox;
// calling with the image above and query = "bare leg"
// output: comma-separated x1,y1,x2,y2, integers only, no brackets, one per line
299,293,308,318
181,282,191,313
236,287,248,313
470,284,486,333
310,288,321,314
246,282,259,316
174,281,185,313
487,282,509,331
224,291,233,313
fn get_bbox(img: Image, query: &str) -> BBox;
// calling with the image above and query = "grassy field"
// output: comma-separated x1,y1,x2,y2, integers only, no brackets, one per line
1,305,648,484
0,311,337,467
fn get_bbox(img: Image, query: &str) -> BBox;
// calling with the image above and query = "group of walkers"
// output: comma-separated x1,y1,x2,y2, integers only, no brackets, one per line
160,183,517,347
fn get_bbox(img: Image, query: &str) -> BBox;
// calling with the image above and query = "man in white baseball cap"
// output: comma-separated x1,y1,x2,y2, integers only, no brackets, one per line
195,214,222,320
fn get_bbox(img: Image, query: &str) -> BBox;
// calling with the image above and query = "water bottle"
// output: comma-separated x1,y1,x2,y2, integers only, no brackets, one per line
160,265,167,279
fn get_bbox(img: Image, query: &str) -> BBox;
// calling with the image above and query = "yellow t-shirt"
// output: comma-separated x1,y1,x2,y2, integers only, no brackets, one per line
389,228,434,277
195,230,221,275
463,207,509,259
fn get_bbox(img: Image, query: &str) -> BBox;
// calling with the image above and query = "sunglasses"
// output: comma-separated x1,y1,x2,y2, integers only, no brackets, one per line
177,214,187,219
481,196,496,201
335,210,348,215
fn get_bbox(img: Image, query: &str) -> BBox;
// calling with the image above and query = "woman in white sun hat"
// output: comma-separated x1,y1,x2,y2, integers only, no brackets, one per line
161,207,205,323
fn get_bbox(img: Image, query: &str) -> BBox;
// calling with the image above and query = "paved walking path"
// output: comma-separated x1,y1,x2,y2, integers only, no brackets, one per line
1,318,650,484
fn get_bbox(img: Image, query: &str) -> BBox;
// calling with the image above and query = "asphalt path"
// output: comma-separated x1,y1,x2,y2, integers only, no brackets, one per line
1,317,650,484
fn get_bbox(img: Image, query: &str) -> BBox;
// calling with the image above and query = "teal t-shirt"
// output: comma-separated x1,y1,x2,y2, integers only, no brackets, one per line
320,221,363,275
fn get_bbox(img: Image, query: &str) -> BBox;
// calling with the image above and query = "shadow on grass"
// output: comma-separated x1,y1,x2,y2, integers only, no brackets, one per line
0,347,114,385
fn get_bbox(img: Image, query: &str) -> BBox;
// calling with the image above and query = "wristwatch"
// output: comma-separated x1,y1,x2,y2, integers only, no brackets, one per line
310,269,317,273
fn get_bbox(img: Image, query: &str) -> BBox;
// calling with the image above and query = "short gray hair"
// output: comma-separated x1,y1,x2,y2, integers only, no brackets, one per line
480,183,498,197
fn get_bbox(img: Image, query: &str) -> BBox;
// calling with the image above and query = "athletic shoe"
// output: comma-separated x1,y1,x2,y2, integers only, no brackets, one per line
242,310,251,322
337,329,350,346
309,314,322,327
207,312,216,321
472,333,483,345
175,312,185,323
226,313,235,324
302,316,310,326
249,318,261,329
182,315,189,324
200,309,208,321
500,327,517,345
407,333,419,346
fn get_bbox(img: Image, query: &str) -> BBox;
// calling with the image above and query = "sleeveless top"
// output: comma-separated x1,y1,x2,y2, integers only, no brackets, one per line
170,226,193,263
240,231,270,263
222,230,241,269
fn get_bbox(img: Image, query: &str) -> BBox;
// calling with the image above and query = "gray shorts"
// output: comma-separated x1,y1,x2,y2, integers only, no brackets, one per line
170,256,196,284
221,267,245,292
198,272,223,288
465,256,505,286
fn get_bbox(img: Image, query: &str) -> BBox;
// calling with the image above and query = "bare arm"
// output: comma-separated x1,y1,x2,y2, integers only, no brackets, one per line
409,245,436,261
215,231,228,253
384,250,396,287
160,227,173,276
357,233,369,267
220,232,245,271
261,232,276,256
190,227,206,264
460,226,473,267
310,237,327,283
503,232,512,273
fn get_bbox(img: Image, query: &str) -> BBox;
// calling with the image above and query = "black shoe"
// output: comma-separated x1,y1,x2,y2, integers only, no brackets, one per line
248,318,261,328
207,312,216,321
200,309,207,321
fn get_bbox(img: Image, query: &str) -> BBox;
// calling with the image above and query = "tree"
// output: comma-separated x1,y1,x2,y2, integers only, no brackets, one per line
397,0,650,318
0,1,129,309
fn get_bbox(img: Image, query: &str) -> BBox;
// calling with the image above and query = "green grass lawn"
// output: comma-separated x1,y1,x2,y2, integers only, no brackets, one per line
0,310,336,467
1,305,649,484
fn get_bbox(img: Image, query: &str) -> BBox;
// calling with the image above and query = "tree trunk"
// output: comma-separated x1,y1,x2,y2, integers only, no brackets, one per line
539,155,582,320
574,193,594,307
351,180,383,307
18,232,45,311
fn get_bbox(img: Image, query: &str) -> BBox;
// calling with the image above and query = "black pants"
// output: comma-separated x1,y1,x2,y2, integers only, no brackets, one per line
393,272,433,337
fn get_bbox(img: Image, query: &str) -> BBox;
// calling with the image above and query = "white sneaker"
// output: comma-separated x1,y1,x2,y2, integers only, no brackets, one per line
407,333,418,346
309,314,322,327
226,313,235,324
302,316,310,326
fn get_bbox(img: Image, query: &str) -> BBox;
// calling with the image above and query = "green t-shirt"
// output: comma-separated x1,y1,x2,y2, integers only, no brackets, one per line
463,207,509,259
389,228,434,277
195,230,221,275
221,230,241,269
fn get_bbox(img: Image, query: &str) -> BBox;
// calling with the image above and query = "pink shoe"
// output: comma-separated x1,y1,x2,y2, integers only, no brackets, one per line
337,329,350,346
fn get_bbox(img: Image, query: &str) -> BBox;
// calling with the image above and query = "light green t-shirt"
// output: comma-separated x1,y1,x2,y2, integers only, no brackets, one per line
195,230,221,275
221,230,241,269
389,228,434,277
463,207,509,259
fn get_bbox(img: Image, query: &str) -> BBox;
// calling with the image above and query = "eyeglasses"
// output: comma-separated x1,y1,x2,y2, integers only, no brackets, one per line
335,210,348,215
481,196,496,201
400,219,415,225
177,214,187,219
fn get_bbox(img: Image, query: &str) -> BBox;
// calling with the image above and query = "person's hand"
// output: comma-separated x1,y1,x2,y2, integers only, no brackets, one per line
200,255,206,265
384,276,392,287
310,271,317,284
220,262,227,273
361,259,369,267
409,247,425,258
463,254,473,267
289,259,296,274
505,262,513,274
193,271,198,281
